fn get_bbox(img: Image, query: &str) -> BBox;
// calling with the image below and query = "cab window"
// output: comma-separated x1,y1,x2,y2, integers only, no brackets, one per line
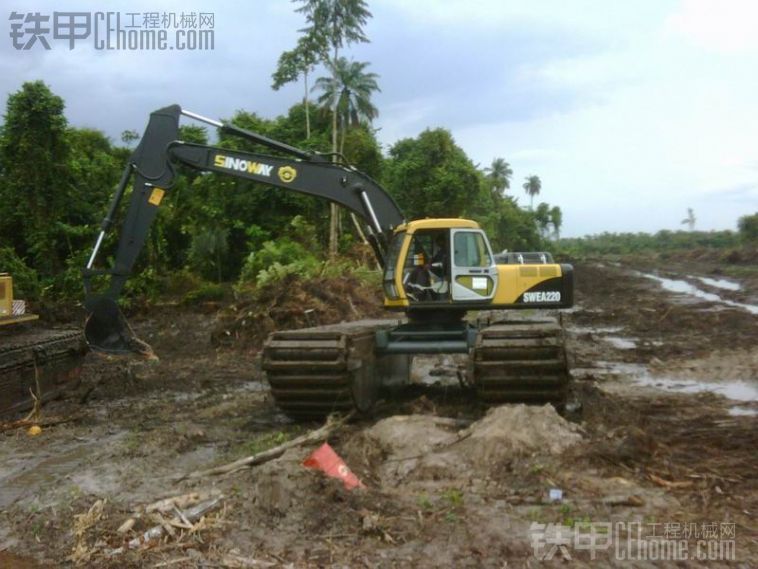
453,231,491,268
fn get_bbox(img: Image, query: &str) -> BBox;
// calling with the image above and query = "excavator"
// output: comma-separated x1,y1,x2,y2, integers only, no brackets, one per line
83,105,574,419
1,273,87,416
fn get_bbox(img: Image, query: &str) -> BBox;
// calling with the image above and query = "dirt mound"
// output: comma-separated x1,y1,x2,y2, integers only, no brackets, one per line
212,273,385,349
347,405,583,487
458,404,584,460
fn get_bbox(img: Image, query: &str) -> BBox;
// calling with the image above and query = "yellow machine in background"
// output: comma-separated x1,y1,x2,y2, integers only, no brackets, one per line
0,273,87,417
0,274,38,326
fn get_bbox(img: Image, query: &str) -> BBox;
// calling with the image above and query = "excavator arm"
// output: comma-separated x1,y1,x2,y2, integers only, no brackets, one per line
83,104,404,354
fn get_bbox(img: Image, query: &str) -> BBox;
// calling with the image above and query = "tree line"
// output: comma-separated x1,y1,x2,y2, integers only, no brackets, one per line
0,1,566,303
0,79,556,302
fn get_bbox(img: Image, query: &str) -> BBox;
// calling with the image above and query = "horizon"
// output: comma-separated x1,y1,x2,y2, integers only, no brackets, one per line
2,0,757,237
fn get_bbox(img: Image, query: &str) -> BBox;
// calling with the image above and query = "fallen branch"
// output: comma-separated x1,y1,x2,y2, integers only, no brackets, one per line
116,490,221,534
109,496,224,555
0,416,78,433
180,412,353,480
648,473,694,489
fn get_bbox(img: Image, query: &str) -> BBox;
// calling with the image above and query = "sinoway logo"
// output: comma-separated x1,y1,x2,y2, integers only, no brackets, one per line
523,291,561,303
214,154,273,176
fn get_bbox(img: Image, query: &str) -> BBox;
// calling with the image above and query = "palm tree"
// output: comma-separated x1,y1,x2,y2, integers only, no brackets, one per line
484,158,513,195
534,202,551,238
681,208,696,231
314,57,380,155
271,32,327,139
314,57,380,255
522,175,542,209
550,205,563,240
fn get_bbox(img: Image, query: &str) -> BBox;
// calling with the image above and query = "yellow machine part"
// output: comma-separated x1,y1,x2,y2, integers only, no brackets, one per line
381,219,565,309
491,263,563,304
0,274,38,326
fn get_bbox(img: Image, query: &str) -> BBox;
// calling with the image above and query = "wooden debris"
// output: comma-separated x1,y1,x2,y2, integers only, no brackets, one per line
648,473,694,489
109,496,224,556
221,550,278,568
145,491,210,514
602,495,645,507
181,412,353,480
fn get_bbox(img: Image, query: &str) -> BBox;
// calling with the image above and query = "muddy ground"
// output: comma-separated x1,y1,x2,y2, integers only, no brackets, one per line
1,259,756,568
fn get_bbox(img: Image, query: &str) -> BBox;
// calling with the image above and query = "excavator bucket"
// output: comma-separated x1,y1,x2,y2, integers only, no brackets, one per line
84,296,155,358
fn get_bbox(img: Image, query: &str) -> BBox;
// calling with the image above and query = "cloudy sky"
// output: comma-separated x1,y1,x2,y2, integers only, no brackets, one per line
2,0,757,237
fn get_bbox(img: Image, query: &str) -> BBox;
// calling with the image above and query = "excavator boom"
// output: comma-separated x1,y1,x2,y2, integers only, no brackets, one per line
83,105,404,354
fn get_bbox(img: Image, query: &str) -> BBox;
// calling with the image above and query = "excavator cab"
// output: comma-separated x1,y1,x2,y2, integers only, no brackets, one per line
383,219,571,312
383,220,501,309
402,230,450,301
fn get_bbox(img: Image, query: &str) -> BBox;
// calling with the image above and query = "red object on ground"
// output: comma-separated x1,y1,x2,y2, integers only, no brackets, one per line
303,442,365,490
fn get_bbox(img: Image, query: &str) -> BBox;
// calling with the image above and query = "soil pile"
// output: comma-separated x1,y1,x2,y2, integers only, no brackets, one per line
347,405,583,487
212,273,385,348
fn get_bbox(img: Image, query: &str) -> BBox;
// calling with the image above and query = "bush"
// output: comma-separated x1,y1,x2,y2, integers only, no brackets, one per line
0,247,40,300
181,282,226,304
738,213,758,243
240,237,319,285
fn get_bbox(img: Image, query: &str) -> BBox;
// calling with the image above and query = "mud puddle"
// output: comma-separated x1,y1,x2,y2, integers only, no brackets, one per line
596,359,758,417
0,432,126,511
409,355,463,386
634,376,758,416
695,276,741,291
639,272,758,315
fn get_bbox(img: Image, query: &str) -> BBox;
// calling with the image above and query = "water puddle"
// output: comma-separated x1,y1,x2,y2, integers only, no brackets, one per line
633,375,758,402
604,336,637,350
728,405,758,417
695,276,741,291
411,355,462,386
595,361,758,416
0,432,126,510
639,273,758,315
570,326,623,334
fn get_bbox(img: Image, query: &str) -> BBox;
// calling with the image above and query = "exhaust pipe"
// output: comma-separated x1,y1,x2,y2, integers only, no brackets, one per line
84,296,155,358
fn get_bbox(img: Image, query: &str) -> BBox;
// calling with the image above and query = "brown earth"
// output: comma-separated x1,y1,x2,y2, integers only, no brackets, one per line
0,260,756,568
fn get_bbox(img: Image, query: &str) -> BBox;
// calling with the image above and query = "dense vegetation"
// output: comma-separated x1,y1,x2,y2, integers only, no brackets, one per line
556,223,756,260
0,80,554,305
5,1,749,308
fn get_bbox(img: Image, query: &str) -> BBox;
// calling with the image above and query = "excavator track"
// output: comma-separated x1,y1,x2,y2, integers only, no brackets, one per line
472,317,569,409
263,320,398,420
0,327,88,417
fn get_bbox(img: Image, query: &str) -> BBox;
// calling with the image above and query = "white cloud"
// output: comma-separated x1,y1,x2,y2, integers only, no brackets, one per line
666,0,758,53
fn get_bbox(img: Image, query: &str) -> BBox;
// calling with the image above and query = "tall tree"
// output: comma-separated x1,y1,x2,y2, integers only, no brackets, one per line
0,81,73,274
484,157,512,195
738,212,758,242
681,207,696,231
534,202,551,238
313,57,380,155
271,32,327,139
549,205,563,239
296,0,372,258
121,129,139,148
522,174,541,210
384,128,479,220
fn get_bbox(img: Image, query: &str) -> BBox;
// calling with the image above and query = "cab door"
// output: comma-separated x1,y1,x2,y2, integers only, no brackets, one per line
450,229,498,301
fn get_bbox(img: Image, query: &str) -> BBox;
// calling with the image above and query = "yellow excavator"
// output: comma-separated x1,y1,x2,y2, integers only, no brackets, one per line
83,105,574,418
1,274,87,416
